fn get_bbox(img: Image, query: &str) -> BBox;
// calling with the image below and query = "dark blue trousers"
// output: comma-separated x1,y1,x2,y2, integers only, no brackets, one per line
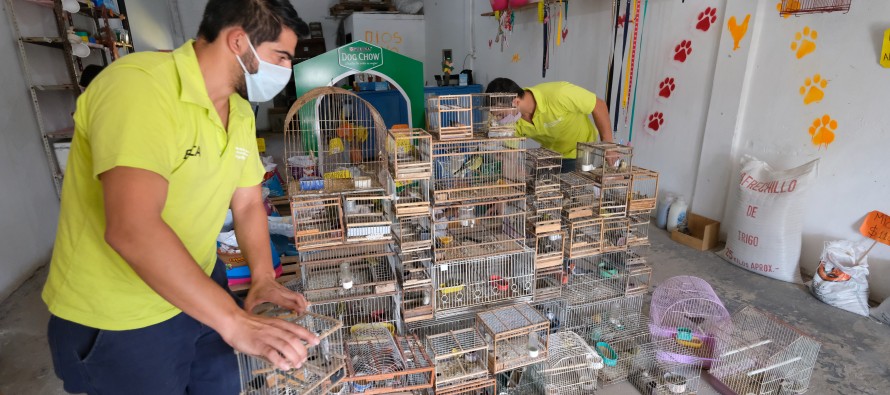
48,260,241,395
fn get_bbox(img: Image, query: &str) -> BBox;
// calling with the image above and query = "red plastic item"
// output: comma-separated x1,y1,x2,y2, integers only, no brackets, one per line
490,0,508,11
509,0,529,7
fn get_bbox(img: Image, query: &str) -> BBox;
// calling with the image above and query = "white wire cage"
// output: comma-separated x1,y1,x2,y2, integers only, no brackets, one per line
386,127,433,180
406,312,477,341
435,377,497,395
523,331,603,395
431,137,526,204
432,248,536,317
576,142,633,182
629,338,704,395
596,316,653,387
525,148,563,193
565,217,629,259
297,253,397,304
394,214,433,252
529,231,565,271
284,87,388,194
433,197,527,262
291,196,346,250
297,240,394,264
426,328,491,389
564,294,646,347
707,306,821,395
532,298,567,334
427,95,474,141
342,327,435,394
476,303,551,373
343,193,392,242
630,166,659,212
649,276,733,368
302,291,403,336
564,251,629,305
495,369,539,395
237,312,346,395
472,93,520,138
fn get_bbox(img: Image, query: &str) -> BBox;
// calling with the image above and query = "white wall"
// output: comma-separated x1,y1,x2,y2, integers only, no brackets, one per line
0,0,64,301
126,0,180,51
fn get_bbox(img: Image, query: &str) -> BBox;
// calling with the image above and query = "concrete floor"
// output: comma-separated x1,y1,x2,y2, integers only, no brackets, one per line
1,229,888,394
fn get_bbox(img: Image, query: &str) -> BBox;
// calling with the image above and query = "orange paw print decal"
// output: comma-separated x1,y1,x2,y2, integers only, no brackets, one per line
800,74,828,105
809,114,837,148
791,27,818,59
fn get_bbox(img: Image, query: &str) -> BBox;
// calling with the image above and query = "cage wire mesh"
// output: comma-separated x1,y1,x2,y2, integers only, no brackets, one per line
237,312,346,395
386,127,433,180
558,172,599,221
708,306,821,395
433,197,527,262
564,252,629,305
297,240,395,265
596,316,653,387
343,193,392,242
427,95,474,141
622,254,653,296
432,248,535,317
564,294,645,347
343,327,434,394
629,338,704,395
472,93,520,138
297,252,397,304
431,137,526,204
434,377,497,395
534,266,564,302
397,248,435,323
630,166,659,212
649,276,732,368
530,231,565,271
386,174,432,217
406,312,477,341
628,209,653,247
299,291,403,336
476,304,551,373
532,298,567,334
284,87,388,194
590,178,631,218
525,148,563,192
523,331,602,395
576,142,633,182
780,0,851,15
291,196,346,249
394,214,433,252
426,328,491,388
496,370,539,395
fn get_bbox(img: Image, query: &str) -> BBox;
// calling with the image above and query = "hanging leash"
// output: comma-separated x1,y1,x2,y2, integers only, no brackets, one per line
605,0,619,123
612,0,631,130
627,0,649,145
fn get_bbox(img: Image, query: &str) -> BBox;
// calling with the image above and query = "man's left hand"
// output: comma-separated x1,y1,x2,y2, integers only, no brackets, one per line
244,277,309,315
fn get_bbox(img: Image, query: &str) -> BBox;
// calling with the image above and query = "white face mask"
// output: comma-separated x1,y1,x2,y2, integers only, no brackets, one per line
235,36,292,102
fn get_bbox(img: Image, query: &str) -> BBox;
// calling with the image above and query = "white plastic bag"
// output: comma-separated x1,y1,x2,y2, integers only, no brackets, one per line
808,240,870,316
718,156,819,283
871,297,890,326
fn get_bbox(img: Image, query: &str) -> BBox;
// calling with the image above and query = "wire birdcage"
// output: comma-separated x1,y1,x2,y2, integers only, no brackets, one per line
431,137,526,204
385,174,432,217
564,252,629,304
427,95,474,141
342,328,435,394
433,248,535,317
495,370,538,395
529,231,565,270
565,217,629,259
558,172,598,220
397,248,435,323
575,142,633,182
629,338,704,395
237,312,346,395
591,177,631,218
627,209,652,247
433,197,526,262
534,266,563,301
630,166,659,212
564,294,645,346
284,87,388,194
532,298,567,334
386,127,432,180
298,253,397,304
527,192,563,236
298,240,394,264
476,303,551,373
435,377,497,395
649,276,732,368
292,197,346,249
406,312,476,341
524,331,602,395
473,93,520,138
343,193,392,242
427,328,491,388
622,255,652,296
394,214,433,252
398,248,433,287
708,306,821,395
596,316,652,386
525,148,563,192
780,0,851,15
303,291,403,336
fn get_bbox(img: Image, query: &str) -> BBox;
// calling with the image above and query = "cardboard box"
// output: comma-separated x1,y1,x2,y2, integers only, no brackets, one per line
671,213,720,251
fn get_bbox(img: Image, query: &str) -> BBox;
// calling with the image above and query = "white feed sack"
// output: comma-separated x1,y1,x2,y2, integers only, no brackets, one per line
718,156,819,283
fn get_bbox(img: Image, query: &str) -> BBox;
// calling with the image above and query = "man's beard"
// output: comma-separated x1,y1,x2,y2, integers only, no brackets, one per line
234,52,255,100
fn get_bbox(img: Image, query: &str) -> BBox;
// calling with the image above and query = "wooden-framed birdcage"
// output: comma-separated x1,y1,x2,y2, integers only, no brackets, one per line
527,192,563,235
385,173,432,217
435,377,497,395
343,192,392,242
629,338,704,395
342,328,435,395
406,312,476,341
386,127,432,180
564,251,630,306
432,197,526,262
427,94,474,141
431,137,526,204
590,177,631,218
629,166,659,212
303,291,403,336
627,209,652,247
565,217,629,259
237,312,346,395
525,148,563,193
432,248,536,317
472,93,520,138
622,252,652,296
528,231,565,270
476,303,551,373
397,248,435,323
707,306,821,395
575,142,633,182
284,87,389,194
558,172,598,220
426,328,491,389
534,266,563,301
297,252,397,304
292,196,346,250
779,0,851,15
298,240,394,265
394,214,433,252
523,331,602,395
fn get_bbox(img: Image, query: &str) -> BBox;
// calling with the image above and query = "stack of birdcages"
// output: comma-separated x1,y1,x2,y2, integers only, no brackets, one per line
524,148,566,301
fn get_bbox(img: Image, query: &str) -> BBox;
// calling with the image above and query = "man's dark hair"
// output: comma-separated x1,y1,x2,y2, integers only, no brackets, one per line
197,0,309,45
486,77,525,97
79,64,104,89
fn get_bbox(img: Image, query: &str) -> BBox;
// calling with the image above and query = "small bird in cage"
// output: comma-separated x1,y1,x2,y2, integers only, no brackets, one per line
453,154,484,176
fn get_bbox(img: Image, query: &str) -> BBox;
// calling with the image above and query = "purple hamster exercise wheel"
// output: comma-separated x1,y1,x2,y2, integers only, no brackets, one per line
649,276,731,367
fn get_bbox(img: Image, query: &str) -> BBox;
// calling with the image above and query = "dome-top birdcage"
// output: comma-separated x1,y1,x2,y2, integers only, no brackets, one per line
284,87,390,195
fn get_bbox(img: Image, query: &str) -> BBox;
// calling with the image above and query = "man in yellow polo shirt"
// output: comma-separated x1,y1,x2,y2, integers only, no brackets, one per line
42,1,317,393
486,78,613,172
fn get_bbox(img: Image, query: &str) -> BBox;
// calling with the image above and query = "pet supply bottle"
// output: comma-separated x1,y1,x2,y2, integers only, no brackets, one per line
667,197,688,233
655,192,675,229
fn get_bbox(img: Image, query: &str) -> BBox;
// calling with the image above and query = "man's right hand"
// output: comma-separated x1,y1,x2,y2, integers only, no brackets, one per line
220,311,319,371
